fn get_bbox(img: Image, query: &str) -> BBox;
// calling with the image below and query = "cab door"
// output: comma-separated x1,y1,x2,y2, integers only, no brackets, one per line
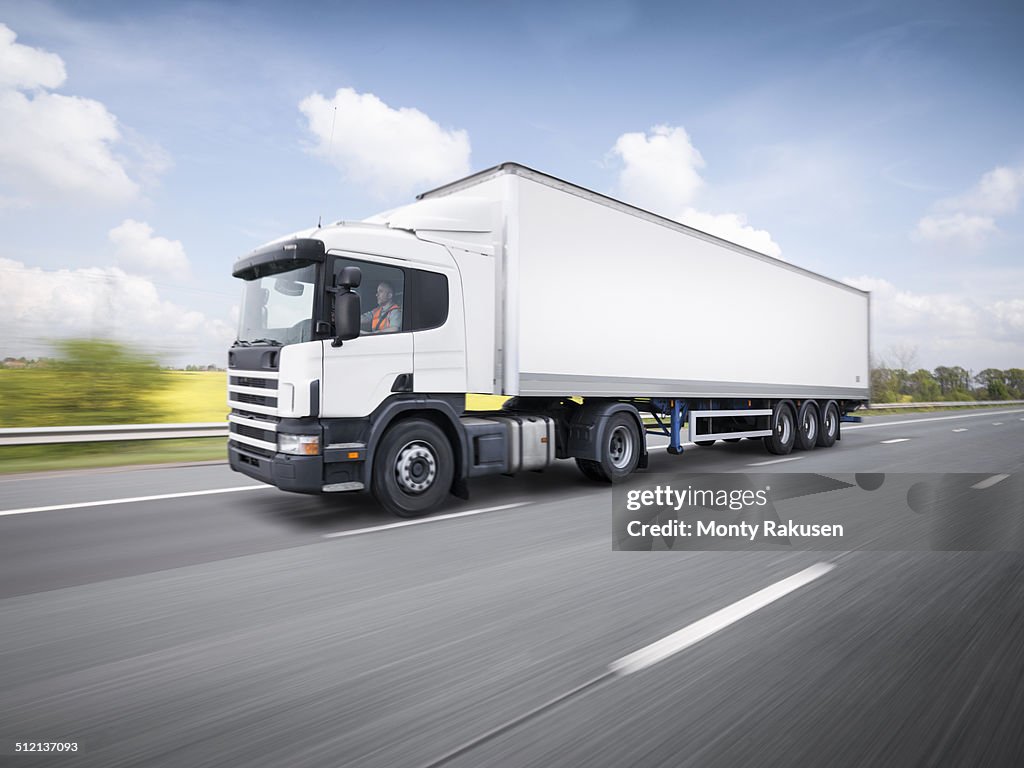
321,254,413,418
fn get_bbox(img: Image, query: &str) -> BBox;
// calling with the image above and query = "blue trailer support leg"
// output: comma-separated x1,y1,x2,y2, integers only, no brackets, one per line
668,399,687,455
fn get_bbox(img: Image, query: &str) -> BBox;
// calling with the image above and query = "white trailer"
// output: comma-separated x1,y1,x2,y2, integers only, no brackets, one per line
228,163,869,516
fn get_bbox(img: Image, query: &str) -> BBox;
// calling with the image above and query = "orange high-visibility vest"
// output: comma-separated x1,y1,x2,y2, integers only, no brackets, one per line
371,303,400,331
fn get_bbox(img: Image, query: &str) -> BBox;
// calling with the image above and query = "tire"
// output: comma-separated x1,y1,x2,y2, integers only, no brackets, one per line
724,438,741,443
575,458,606,482
816,402,840,448
794,401,819,451
695,440,716,447
763,402,796,455
371,419,454,517
577,413,642,482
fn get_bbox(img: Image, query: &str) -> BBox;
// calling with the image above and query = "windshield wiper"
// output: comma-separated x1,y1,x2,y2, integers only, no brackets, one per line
232,338,282,347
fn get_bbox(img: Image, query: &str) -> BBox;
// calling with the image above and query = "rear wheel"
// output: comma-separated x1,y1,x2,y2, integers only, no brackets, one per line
576,413,641,482
695,440,716,447
794,401,819,451
764,402,796,455
372,419,454,517
817,402,840,448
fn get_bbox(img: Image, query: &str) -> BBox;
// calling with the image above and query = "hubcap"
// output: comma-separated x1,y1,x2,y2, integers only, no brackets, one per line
777,412,792,444
608,425,634,469
804,413,817,441
394,440,437,494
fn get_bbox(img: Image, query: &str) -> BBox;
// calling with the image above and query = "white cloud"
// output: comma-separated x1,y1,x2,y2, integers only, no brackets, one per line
610,124,782,257
0,24,152,204
946,165,1024,216
0,257,234,363
0,23,65,90
914,213,997,243
108,219,190,279
678,208,783,259
611,125,704,214
915,164,1024,244
842,275,1024,369
299,87,471,199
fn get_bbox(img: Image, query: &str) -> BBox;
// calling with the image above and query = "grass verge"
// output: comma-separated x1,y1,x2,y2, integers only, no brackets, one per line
0,438,228,475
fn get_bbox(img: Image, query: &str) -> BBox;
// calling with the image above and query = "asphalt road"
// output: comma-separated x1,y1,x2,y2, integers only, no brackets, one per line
1,408,1022,767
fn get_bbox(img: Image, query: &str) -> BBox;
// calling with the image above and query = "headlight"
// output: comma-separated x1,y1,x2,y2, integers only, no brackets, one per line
278,433,320,456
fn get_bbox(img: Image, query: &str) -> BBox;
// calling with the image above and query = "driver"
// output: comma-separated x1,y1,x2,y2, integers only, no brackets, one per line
361,281,402,333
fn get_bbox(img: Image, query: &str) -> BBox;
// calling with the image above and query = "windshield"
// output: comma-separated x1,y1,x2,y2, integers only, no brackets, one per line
236,263,317,346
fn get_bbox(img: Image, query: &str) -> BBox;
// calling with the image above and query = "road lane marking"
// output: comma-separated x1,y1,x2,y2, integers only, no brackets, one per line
843,409,1024,431
992,422,1004,426
0,485,273,517
881,438,910,444
952,428,968,433
747,457,803,466
972,474,1009,490
323,502,530,539
609,562,835,676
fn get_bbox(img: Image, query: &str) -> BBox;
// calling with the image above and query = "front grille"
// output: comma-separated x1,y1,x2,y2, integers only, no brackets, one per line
235,391,277,407
233,422,275,442
231,376,275,389
228,367,280,454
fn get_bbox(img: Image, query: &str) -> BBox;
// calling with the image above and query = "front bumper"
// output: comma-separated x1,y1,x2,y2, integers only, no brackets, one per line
228,443,324,494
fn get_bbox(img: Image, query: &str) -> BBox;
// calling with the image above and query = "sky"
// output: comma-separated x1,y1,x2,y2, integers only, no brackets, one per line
0,0,1021,372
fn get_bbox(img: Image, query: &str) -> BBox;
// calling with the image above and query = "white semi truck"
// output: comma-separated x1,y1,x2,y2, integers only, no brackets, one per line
228,163,869,516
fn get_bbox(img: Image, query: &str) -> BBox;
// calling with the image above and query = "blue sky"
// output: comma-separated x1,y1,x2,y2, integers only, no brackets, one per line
0,0,1021,371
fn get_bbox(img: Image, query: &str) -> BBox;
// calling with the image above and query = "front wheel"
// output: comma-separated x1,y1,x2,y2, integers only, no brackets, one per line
372,419,454,517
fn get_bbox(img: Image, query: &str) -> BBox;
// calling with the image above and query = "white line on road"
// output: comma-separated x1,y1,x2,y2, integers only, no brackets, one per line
747,457,803,466
972,474,1010,490
609,562,836,676
322,502,531,539
952,428,969,433
843,409,1024,431
881,438,910,444
0,485,273,517
992,422,1004,426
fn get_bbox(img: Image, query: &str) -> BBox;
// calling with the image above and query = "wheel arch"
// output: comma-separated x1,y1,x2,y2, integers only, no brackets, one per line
365,397,468,494
566,401,648,469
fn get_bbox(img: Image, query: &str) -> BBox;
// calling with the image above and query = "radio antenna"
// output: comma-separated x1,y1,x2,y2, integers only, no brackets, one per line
318,105,338,229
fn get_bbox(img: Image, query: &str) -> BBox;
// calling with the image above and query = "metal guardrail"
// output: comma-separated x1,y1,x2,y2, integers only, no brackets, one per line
0,423,228,446
2,400,1023,446
865,400,1024,410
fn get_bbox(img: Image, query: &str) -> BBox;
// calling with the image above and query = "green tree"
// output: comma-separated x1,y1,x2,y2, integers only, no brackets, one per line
976,368,1009,400
910,369,941,401
1006,368,1024,399
0,339,170,427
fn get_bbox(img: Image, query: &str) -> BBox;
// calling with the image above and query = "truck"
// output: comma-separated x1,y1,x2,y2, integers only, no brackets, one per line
227,163,870,516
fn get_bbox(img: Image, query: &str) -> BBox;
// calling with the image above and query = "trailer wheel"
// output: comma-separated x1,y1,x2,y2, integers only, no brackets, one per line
724,438,741,443
764,403,796,455
794,402,819,451
576,413,641,482
372,419,454,517
817,402,840,448
695,440,716,447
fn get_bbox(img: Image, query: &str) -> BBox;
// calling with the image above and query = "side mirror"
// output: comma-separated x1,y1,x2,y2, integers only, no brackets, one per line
332,266,362,347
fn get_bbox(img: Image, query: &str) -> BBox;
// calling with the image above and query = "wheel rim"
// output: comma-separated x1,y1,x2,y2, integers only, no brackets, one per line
803,411,817,442
394,440,437,494
826,408,838,438
608,425,634,469
777,411,792,444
